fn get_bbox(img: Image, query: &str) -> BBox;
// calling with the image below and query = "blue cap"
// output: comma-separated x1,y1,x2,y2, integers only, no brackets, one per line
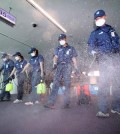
28,47,37,54
1,53,8,59
58,34,66,40
13,52,22,57
94,9,106,19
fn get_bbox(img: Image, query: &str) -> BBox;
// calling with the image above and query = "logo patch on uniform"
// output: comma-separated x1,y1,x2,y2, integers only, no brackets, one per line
66,49,71,55
99,31,103,35
111,32,115,37
6,64,8,68
96,11,100,15
59,49,62,52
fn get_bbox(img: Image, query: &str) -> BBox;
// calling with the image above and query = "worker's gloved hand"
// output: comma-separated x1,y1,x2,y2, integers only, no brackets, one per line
91,50,97,56
41,72,44,79
0,69,2,73
53,63,57,70
11,74,15,79
4,74,15,82
81,71,88,76
82,71,87,75
112,48,120,54
9,77,12,81
7,75,15,82
74,68,80,77
4,77,12,83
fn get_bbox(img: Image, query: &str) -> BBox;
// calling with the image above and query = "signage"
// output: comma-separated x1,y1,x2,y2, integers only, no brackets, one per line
0,8,16,25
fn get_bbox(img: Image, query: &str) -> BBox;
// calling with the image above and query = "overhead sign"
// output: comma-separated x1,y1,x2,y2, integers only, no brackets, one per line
0,8,16,25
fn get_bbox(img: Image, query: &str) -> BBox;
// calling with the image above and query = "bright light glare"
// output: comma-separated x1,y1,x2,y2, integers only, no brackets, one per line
88,71,100,76
26,0,67,33
94,71,100,76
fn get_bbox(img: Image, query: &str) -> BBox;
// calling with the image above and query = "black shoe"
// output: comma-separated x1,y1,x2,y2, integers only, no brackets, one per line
6,99,11,101
0,99,4,102
61,104,70,109
77,100,81,105
3,98,11,101
44,103,55,109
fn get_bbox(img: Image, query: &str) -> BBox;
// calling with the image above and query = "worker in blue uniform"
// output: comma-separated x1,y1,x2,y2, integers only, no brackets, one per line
22,48,44,105
0,53,14,101
88,9,120,117
44,34,78,109
10,52,27,103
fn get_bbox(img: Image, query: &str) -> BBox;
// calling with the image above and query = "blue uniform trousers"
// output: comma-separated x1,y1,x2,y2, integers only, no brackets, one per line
17,72,26,100
98,54,120,113
28,70,41,102
111,54,120,112
48,63,72,105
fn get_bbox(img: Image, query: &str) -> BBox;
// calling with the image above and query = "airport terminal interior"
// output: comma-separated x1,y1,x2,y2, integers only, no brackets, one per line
0,0,120,134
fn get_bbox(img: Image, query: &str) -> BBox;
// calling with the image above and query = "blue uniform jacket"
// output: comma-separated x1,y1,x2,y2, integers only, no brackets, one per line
54,44,77,64
14,59,27,76
29,55,44,72
0,59,14,75
88,24,120,54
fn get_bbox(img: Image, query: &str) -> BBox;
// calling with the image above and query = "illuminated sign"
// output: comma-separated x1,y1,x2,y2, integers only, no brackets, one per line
0,8,16,25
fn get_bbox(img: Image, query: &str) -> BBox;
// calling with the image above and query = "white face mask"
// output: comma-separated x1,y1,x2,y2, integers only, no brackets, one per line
95,18,106,27
59,40,66,45
15,56,20,61
31,52,36,57
3,58,7,62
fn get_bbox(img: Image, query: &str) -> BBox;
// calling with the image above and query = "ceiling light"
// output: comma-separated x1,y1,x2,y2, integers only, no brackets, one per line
26,0,67,33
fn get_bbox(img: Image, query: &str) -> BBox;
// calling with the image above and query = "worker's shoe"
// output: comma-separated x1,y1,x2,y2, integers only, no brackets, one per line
35,101,40,104
111,109,120,115
96,111,109,118
25,101,34,105
5,99,11,101
61,103,70,109
44,103,55,109
13,99,22,103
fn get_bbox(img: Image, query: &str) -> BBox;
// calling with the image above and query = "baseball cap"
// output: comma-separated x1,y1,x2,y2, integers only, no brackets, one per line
94,9,106,19
58,34,66,40
1,53,8,59
13,52,22,57
28,47,37,54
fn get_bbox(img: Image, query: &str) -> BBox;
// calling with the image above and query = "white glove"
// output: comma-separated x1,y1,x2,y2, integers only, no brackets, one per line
82,71,86,75
91,50,97,56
